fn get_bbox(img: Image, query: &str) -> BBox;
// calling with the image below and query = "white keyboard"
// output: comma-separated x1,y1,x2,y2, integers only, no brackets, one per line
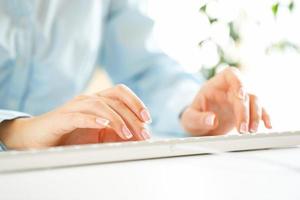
1,131,300,173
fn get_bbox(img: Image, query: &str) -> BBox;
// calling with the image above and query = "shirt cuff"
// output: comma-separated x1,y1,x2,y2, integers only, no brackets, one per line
0,110,31,151
0,110,31,123
0,141,7,151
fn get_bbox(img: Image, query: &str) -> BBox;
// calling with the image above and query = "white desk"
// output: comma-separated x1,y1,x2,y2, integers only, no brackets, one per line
0,147,300,200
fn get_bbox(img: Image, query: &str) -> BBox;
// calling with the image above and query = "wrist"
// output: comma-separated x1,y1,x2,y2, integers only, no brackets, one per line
0,117,33,149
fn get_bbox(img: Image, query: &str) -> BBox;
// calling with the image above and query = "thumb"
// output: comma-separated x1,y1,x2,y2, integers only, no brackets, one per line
181,107,217,136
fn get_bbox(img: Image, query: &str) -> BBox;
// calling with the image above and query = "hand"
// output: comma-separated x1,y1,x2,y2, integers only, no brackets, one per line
0,84,152,149
180,67,272,136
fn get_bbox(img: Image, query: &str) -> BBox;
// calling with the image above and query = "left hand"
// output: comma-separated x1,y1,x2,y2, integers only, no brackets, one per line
180,67,272,136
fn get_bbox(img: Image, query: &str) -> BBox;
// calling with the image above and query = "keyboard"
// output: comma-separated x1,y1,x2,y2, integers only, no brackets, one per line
1,131,300,173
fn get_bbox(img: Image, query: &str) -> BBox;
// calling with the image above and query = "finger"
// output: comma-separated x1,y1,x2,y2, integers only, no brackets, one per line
224,68,246,100
232,93,250,133
249,95,262,133
221,68,250,133
181,107,217,136
212,67,245,99
58,113,109,135
262,108,272,129
69,98,134,140
105,98,150,141
98,84,152,123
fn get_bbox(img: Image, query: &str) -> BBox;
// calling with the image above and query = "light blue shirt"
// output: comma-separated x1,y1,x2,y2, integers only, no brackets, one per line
0,0,204,150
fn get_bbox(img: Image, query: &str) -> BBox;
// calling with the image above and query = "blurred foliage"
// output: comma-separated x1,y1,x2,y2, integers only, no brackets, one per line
266,40,300,54
199,0,297,79
272,1,295,16
272,3,280,16
199,39,240,79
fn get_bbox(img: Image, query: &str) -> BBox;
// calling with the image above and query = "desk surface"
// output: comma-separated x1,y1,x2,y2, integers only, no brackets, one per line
0,147,300,200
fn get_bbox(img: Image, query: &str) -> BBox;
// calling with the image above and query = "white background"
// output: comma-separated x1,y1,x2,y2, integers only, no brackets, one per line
147,0,300,132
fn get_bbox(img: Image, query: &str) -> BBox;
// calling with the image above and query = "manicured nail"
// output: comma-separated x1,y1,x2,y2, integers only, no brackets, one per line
204,114,215,126
250,122,258,133
238,87,246,100
240,122,248,133
140,109,152,123
141,129,151,140
122,126,133,139
96,118,110,126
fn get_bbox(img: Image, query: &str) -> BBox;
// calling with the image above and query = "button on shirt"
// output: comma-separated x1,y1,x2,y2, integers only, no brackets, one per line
0,0,204,150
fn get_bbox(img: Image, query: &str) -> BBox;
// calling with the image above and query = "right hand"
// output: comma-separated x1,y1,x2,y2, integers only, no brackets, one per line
0,84,152,149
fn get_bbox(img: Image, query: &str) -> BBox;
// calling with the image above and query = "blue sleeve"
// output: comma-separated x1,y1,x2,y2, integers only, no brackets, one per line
0,141,7,151
0,110,31,151
99,1,205,137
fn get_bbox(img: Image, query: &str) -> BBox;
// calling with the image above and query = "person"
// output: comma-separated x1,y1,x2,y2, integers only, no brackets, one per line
0,1,271,151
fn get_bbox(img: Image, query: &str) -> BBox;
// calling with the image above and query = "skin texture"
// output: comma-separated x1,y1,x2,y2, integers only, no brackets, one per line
0,67,271,149
0,84,152,149
180,67,271,136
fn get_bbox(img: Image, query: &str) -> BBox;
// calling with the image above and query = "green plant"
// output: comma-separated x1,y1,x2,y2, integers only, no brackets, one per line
199,0,297,79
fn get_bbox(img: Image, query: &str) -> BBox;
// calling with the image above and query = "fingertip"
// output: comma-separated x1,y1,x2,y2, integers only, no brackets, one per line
181,109,218,136
249,122,258,133
265,119,272,129
140,109,152,124
140,129,151,140
262,108,272,129
239,122,249,134
121,126,133,139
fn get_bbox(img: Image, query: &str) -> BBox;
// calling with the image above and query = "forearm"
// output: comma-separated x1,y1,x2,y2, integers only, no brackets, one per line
100,2,205,137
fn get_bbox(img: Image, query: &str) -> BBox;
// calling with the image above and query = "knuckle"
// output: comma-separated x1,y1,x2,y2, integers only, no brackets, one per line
111,118,125,129
74,94,90,101
89,99,105,108
113,99,124,107
115,84,128,92
105,99,123,109
132,117,144,126
108,112,124,126
226,67,243,84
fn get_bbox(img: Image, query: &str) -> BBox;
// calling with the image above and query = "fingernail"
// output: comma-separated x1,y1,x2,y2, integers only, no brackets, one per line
204,114,215,126
96,118,110,126
250,122,258,133
240,122,248,133
238,87,246,100
122,126,133,139
140,109,152,123
141,129,151,140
